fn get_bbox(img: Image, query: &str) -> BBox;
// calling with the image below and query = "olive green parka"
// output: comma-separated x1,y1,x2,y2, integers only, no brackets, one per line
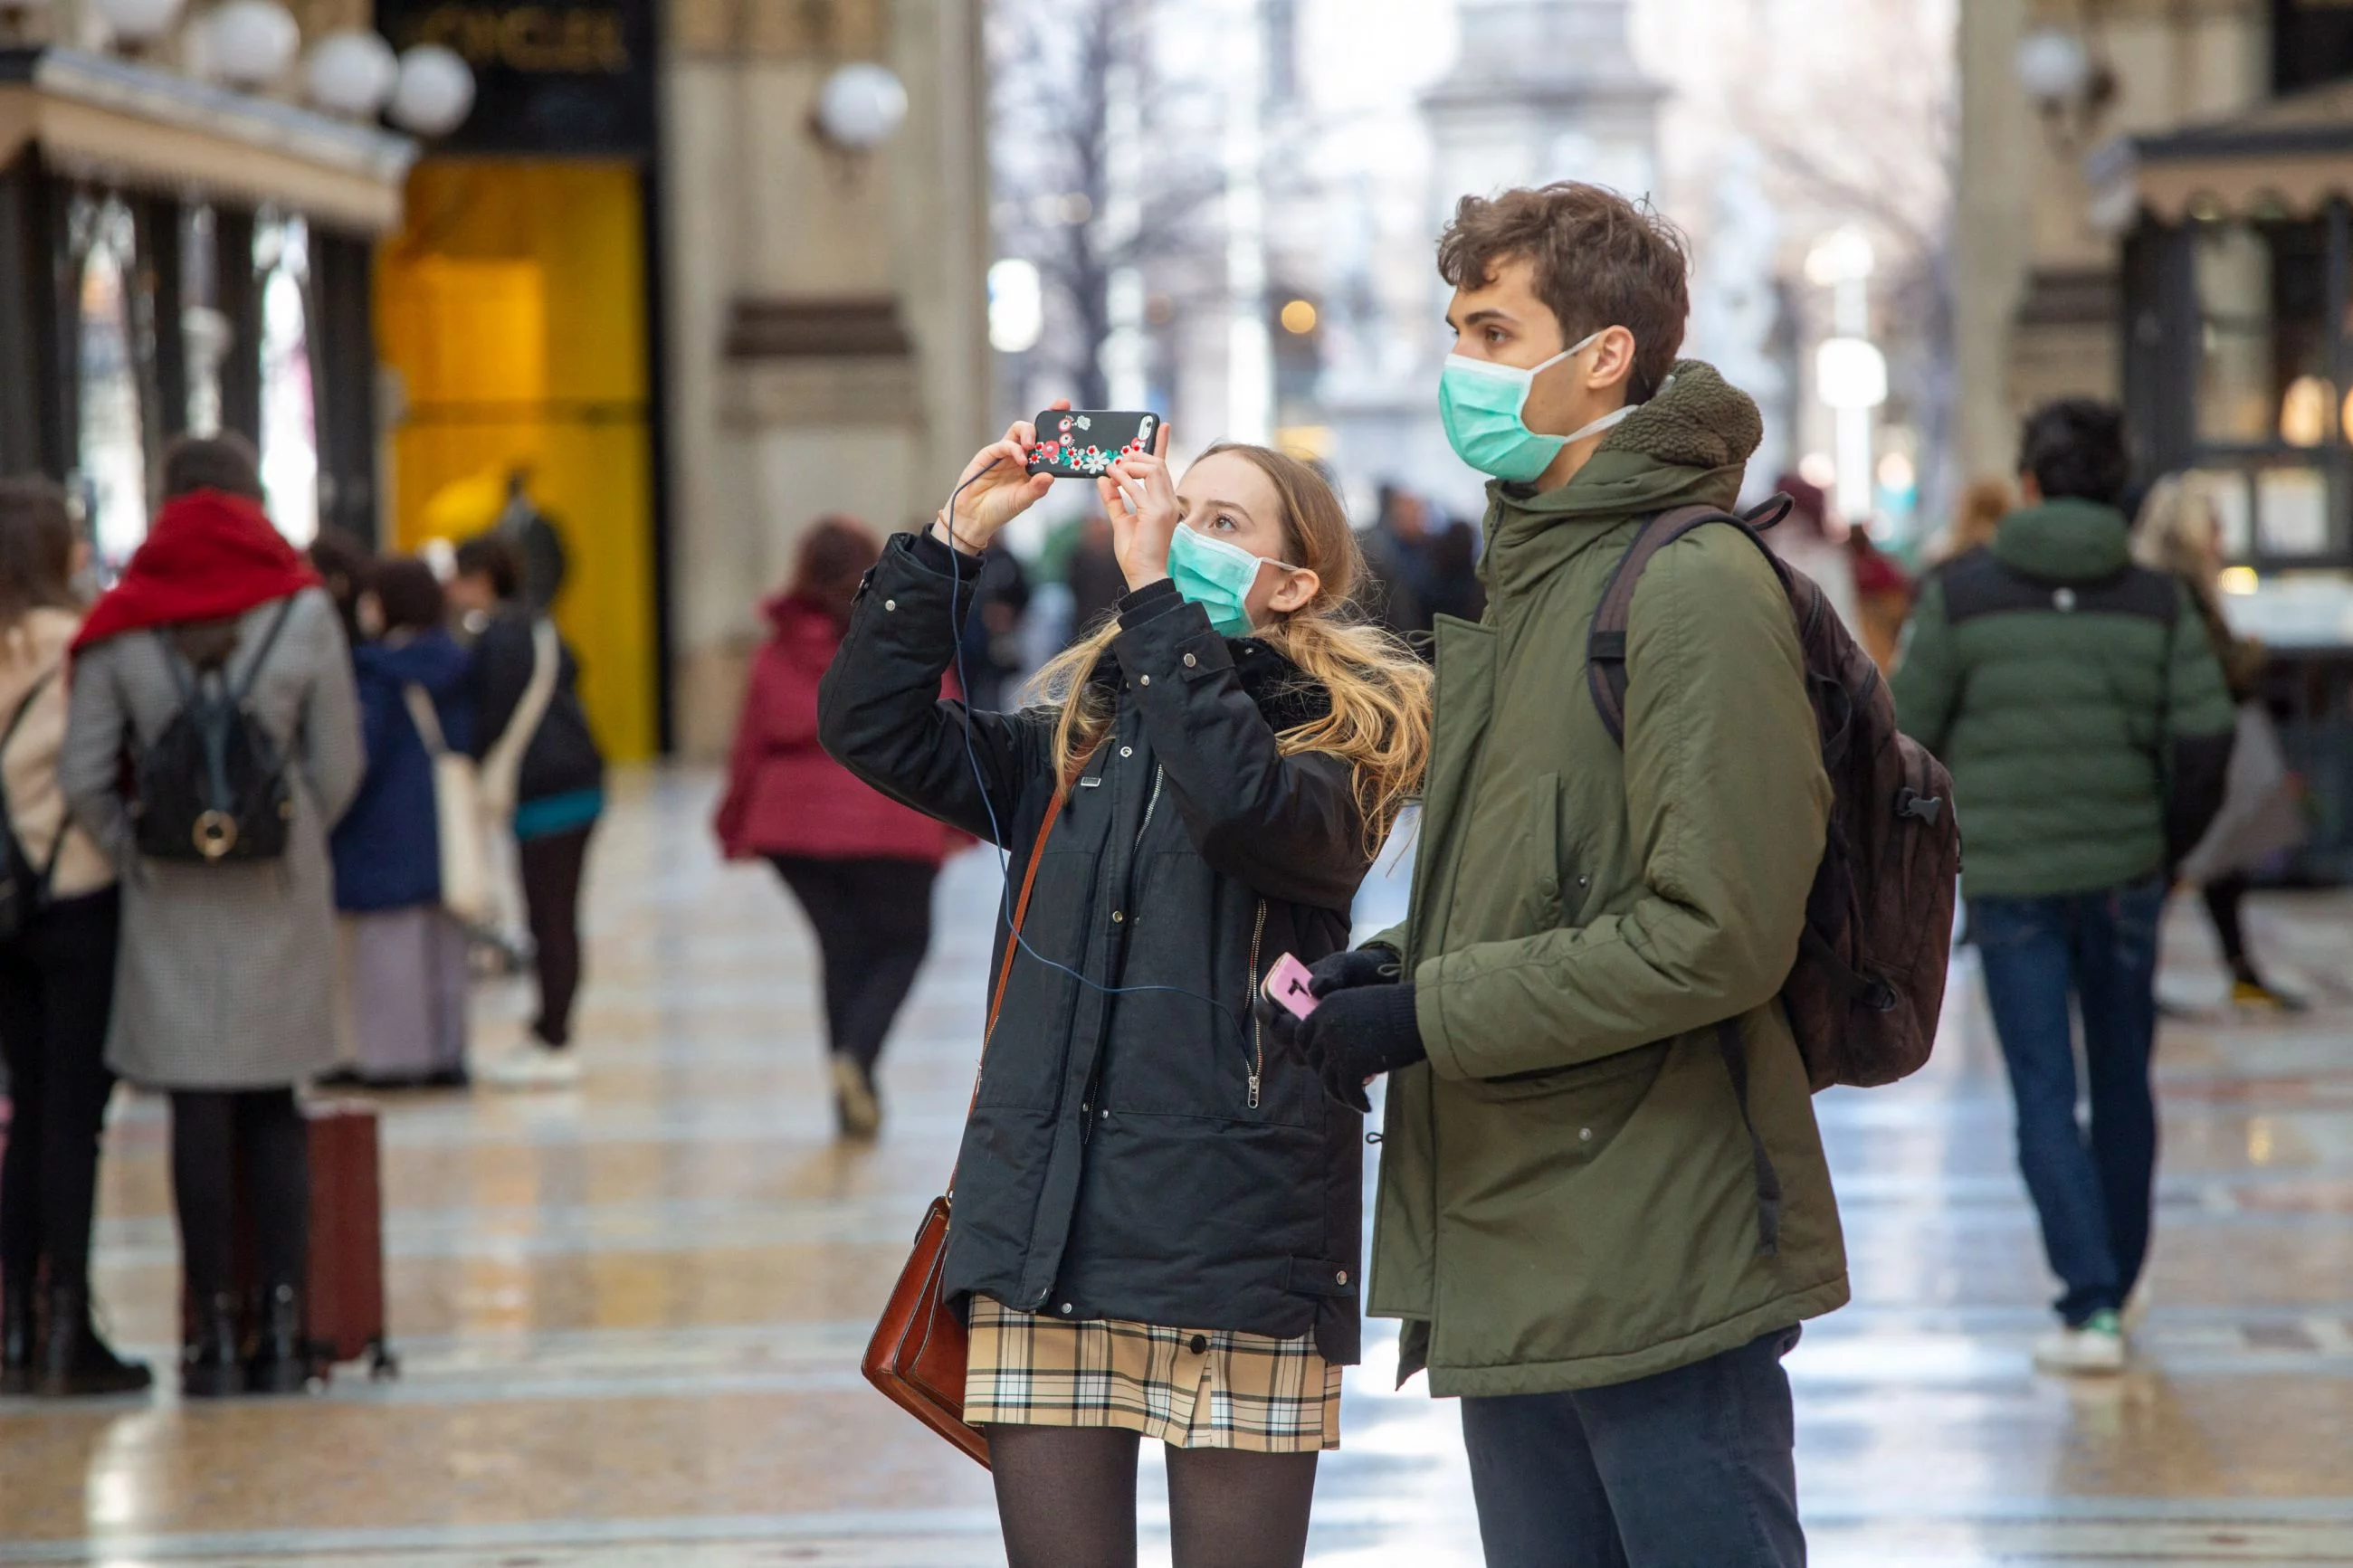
1367,362,1848,1397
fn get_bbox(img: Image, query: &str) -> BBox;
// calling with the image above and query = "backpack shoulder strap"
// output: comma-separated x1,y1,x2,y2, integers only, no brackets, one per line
229,596,300,706
0,669,56,756
1586,503,1777,746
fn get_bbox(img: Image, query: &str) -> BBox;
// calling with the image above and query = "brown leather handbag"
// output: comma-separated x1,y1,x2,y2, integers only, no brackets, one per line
862,784,1070,1469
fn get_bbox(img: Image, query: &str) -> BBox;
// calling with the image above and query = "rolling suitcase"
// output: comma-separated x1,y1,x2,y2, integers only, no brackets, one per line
299,1098,396,1380
180,1098,398,1383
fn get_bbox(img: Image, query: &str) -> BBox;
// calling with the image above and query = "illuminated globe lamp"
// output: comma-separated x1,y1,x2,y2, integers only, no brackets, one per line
814,62,909,152
388,43,474,137
205,0,300,90
94,0,183,53
304,29,398,119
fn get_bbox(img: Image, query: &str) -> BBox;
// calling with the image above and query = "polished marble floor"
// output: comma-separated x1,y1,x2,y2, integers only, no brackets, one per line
5,769,2353,1564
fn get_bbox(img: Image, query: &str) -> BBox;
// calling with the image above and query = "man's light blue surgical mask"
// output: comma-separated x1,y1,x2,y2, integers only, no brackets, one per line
1438,329,1642,482
1167,523,1297,638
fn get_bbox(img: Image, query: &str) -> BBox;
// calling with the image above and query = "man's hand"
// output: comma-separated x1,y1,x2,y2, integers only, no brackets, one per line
1256,947,1424,1113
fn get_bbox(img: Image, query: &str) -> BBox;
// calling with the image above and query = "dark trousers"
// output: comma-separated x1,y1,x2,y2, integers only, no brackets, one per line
0,889,122,1294
1461,1327,1805,1568
519,823,595,1049
1969,877,2166,1325
169,1088,308,1304
2202,873,2254,978
769,856,938,1072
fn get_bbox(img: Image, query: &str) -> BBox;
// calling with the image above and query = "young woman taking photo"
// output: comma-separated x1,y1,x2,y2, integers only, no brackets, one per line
818,416,1429,1568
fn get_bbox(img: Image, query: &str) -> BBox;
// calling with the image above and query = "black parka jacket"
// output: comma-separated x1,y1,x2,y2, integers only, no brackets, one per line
818,534,1369,1362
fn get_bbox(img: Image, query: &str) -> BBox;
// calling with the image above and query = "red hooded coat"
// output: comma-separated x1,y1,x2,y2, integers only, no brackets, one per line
713,594,968,864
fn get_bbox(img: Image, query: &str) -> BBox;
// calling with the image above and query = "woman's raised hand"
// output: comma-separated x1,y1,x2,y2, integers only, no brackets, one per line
1102,422,1177,591
933,403,1067,552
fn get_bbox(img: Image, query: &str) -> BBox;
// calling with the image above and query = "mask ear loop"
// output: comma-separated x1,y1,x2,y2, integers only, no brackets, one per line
937,465,1254,1063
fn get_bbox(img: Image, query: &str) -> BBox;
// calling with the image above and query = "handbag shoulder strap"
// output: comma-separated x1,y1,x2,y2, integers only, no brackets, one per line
481,617,562,801
949,774,1074,1197
401,683,449,758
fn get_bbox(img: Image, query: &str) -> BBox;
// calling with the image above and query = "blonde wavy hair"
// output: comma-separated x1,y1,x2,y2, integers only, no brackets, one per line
2132,472,2222,590
1025,443,1433,852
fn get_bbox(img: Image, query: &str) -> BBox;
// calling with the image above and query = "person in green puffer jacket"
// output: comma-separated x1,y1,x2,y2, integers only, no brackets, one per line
1891,399,2234,1378
1260,183,1837,1568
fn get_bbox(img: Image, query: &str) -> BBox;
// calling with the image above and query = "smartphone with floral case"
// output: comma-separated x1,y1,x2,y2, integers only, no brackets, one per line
1028,410,1159,478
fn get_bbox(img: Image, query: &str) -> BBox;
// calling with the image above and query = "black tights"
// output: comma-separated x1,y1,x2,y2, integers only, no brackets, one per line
989,1425,1319,1568
0,890,121,1295
169,1088,308,1304
769,857,938,1072
519,824,594,1048
2203,873,2259,980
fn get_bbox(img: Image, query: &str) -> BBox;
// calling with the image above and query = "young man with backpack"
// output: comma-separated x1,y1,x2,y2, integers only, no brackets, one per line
1892,400,2234,1374
1264,182,1957,1567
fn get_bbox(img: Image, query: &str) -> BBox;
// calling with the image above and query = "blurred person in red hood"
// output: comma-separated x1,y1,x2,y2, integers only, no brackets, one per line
714,517,968,1138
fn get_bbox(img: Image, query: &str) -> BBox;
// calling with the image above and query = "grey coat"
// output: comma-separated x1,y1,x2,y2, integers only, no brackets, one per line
61,588,363,1089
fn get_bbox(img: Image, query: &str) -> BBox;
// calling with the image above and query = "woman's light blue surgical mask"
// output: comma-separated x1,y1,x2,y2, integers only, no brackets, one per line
1438,330,1642,482
1167,523,1295,638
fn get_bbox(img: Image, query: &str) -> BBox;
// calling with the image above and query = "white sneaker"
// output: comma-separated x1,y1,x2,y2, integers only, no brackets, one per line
2034,1310,2128,1375
478,1040,583,1090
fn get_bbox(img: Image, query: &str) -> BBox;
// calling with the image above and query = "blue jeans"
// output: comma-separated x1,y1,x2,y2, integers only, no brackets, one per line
1968,878,2166,1326
1460,1327,1805,1568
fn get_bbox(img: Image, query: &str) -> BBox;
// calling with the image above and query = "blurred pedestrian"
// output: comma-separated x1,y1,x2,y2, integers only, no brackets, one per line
1894,400,2235,1375
1939,478,2012,562
1848,524,1914,671
714,518,967,1137
1763,472,1861,635
448,536,604,1089
306,528,371,647
958,546,1033,711
1419,513,1488,626
1358,482,1430,641
1064,512,1127,637
0,478,145,1398
495,469,567,613
2135,474,2303,1010
61,433,363,1398
327,557,475,1088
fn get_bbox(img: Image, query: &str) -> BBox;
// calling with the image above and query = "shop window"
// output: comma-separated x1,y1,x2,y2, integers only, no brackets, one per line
74,198,148,568
2194,219,2332,447
256,214,318,546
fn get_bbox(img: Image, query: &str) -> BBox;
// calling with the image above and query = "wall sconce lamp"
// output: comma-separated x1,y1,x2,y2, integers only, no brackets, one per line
2016,24,2118,152
812,61,908,153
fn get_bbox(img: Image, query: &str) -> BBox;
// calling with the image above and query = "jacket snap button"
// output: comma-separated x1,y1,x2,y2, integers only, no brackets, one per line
1183,653,1196,668
1119,746,1133,757
1061,1303,1074,1316
1577,875,1590,888
1112,910,1124,923
883,599,897,612
1188,1334,1208,1354
1337,1270,1348,1285
1139,675,1150,686
1580,1127,1593,1141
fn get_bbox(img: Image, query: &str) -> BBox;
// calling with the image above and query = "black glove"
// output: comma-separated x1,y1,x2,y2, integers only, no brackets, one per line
1256,947,1424,1113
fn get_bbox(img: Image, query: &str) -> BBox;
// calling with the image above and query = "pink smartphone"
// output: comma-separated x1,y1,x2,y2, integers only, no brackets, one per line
1262,953,1319,1019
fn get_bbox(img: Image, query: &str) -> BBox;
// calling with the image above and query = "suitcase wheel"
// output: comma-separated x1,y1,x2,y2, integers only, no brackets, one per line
367,1337,401,1381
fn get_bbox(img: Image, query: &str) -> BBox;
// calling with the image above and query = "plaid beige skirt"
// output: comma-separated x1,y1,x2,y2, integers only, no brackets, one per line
964,1297,1343,1453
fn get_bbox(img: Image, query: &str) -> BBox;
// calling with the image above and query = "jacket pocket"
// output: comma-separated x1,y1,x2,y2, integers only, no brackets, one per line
1529,772,1564,929
1467,1038,1669,1103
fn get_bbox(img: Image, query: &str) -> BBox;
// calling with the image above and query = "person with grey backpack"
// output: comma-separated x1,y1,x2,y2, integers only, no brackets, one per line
60,435,361,1398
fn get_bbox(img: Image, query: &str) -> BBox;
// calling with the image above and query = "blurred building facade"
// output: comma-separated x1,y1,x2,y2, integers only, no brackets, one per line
0,0,989,762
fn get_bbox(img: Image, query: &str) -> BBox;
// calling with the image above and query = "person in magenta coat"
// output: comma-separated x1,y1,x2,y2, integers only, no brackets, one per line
715,517,968,1137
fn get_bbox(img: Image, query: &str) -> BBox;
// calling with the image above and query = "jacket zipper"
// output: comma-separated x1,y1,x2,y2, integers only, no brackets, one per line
1134,765,1164,851
1245,898,1267,1108
1085,762,1163,1149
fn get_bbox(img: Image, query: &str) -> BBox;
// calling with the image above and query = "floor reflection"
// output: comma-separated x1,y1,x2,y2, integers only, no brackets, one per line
1,769,2349,1564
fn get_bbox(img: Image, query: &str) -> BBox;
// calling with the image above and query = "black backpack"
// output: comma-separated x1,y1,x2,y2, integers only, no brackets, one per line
130,599,298,864
0,671,68,940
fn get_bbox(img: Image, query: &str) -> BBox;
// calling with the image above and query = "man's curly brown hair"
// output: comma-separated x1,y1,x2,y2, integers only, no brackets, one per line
1437,183,1691,404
